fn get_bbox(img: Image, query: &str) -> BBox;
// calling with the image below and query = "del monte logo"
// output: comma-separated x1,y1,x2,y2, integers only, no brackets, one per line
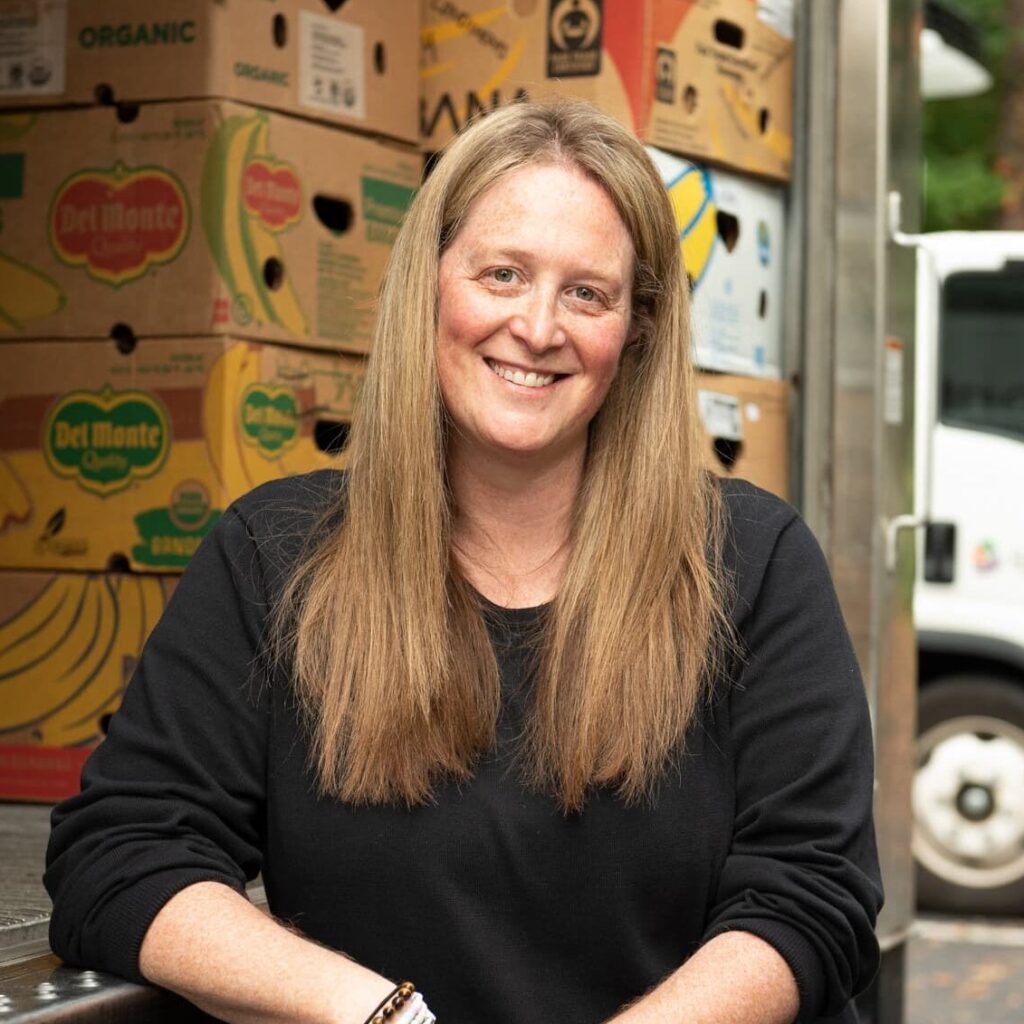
50,162,190,287
240,383,300,457
242,157,302,231
44,387,171,496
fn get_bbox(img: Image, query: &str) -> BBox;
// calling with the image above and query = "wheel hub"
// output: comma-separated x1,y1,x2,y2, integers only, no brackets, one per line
913,714,1024,888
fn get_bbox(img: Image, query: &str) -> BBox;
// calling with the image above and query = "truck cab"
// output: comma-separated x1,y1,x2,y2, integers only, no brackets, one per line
913,231,1024,914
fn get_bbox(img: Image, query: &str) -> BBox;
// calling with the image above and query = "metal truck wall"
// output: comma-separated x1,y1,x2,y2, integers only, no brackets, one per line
792,0,920,1020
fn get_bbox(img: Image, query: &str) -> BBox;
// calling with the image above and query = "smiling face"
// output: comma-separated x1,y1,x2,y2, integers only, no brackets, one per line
436,162,636,467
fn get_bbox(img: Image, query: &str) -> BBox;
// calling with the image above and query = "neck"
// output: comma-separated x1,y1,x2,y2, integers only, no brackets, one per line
447,439,585,608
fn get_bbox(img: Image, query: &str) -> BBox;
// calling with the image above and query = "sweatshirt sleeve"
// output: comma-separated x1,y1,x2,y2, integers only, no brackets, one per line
702,507,883,1021
44,505,272,984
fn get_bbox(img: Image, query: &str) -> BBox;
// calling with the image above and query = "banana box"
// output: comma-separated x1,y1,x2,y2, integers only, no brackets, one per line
0,0,418,145
0,569,176,802
0,101,419,352
696,372,789,499
647,145,785,378
421,0,794,181
0,336,362,573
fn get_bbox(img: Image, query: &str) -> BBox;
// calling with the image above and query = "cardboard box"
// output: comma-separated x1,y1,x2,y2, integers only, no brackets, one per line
648,146,785,377
696,372,789,499
0,336,362,572
0,0,419,145
0,100,420,352
420,0,794,181
0,569,176,802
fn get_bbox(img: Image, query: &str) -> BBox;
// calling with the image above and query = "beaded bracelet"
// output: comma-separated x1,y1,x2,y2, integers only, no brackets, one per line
364,981,416,1024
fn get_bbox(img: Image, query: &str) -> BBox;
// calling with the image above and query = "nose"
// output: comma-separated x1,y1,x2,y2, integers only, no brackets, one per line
508,286,565,353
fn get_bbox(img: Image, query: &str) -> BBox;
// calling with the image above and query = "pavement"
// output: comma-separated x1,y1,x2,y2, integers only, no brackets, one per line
906,916,1024,1024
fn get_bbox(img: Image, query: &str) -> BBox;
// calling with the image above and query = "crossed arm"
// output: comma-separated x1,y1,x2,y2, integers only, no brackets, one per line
140,881,798,1024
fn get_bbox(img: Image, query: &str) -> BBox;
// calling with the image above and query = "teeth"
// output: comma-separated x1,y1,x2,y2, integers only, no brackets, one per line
487,360,555,388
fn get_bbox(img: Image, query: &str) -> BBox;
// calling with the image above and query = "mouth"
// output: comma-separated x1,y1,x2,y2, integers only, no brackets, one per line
485,358,564,389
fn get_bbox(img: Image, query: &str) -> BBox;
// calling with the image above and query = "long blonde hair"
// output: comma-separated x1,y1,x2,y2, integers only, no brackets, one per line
276,99,732,812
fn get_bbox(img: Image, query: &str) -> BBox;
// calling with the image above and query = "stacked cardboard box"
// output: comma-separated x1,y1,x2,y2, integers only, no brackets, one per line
419,0,793,496
0,0,421,799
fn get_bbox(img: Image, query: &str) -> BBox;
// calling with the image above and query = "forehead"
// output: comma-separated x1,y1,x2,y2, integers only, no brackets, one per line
452,163,634,268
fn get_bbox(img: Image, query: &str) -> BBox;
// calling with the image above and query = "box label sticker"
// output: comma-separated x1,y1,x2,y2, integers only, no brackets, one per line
698,390,743,441
547,0,602,78
299,10,365,119
0,0,66,97
654,47,676,104
43,387,171,496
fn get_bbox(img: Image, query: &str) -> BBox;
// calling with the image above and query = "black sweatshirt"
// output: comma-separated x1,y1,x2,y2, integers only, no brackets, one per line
45,472,882,1023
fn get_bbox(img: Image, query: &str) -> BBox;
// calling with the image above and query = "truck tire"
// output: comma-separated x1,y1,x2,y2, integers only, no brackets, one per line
914,675,1024,915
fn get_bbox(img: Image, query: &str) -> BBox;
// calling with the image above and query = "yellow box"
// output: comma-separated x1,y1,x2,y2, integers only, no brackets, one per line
0,101,420,352
0,569,176,802
0,337,362,572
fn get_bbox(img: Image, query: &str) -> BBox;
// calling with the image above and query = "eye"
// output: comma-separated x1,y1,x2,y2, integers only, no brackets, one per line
572,285,602,304
489,267,517,284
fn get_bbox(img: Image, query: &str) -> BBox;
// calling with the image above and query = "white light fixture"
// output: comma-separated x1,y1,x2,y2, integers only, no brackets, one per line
920,1,993,99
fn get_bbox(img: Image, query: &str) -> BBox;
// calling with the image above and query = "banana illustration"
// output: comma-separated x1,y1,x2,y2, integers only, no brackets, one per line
203,343,352,503
203,343,264,501
0,573,170,747
663,163,718,288
201,112,308,337
0,457,31,531
719,79,792,169
0,251,65,332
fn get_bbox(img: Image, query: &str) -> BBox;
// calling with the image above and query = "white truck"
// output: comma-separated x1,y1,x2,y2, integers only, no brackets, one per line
912,232,1024,915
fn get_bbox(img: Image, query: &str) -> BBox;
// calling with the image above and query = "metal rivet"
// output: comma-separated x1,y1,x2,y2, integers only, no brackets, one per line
77,970,102,989
34,981,59,1000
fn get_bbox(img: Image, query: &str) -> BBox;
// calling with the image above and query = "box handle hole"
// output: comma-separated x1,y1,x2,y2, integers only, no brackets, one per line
116,102,140,124
273,13,288,47
716,211,740,253
374,42,386,74
94,83,115,105
713,19,745,49
712,437,743,470
314,419,352,454
263,257,285,291
106,553,131,573
313,195,353,235
111,323,137,353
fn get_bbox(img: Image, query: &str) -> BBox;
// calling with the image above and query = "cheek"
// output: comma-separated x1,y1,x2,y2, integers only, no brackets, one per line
437,287,500,355
586,327,630,390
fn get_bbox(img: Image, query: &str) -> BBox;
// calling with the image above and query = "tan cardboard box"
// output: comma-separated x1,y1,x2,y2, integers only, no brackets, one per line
0,101,419,351
0,569,176,802
696,372,789,499
0,336,361,572
0,0,419,145
421,0,793,181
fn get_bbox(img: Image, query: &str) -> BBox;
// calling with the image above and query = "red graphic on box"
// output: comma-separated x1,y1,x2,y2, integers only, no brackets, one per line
242,158,302,232
50,163,190,287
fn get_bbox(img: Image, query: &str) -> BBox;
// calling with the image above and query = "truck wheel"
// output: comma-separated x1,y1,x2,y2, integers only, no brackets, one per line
913,675,1024,915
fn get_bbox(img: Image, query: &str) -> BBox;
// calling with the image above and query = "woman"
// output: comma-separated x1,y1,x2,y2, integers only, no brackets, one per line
45,100,882,1024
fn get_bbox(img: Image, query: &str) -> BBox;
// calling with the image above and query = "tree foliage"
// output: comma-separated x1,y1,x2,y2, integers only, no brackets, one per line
922,0,1013,230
